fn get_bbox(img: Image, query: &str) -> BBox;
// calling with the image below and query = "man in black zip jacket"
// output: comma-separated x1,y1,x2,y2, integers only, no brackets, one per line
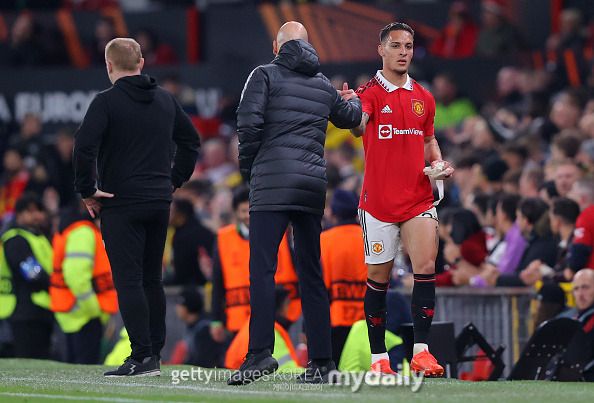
228,21,362,385
73,38,200,377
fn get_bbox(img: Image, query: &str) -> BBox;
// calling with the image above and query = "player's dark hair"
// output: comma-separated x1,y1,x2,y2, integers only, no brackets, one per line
518,197,549,225
552,197,580,225
498,193,521,222
232,184,250,210
380,22,414,43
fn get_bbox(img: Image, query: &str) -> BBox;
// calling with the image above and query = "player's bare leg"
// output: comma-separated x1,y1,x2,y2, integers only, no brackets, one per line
400,215,444,376
366,261,395,374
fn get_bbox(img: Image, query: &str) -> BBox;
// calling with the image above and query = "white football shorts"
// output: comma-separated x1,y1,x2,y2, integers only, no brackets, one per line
358,207,438,265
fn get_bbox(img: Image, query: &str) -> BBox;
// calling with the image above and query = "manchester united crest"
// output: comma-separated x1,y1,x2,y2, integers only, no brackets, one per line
411,99,425,117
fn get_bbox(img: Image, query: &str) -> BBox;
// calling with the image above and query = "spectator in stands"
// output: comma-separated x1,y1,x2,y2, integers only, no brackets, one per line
520,197,581,285
7,11,43,67
547,8,587,53
519,165,544,198
9,113,46,170
567,179,594,277
320,189,367,365
48,128,77,208
472,156,509,196
500,143,528,172
471,194,523,287
576,139,594,176
536,90,584,144
487,67,525,117
501,170,521,195
174,179,215,227
567,268,594,381
465,193,497,247
429,1,478,59
533,283,568,329
166,198,214,286
0,193,53,359
437,208,488,286
551,133,583,161
160,73,198,115
554,159,581,198
0,149,30,223
451,153,481,203
201,138,236,186
432,72,477,131
174,287,223,368
475,0,524,57
87,16,116,65
325,143,357,181
495,197,558,286
579,112,594,139
134,29,177,67
571,268,594,316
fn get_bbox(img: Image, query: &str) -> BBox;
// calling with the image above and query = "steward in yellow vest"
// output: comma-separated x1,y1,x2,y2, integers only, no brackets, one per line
50,203,118,363
0,194,53,359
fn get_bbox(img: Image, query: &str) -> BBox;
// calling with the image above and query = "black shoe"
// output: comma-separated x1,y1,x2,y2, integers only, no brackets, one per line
296,360,336,384
104,356,161,377
227,349,278,385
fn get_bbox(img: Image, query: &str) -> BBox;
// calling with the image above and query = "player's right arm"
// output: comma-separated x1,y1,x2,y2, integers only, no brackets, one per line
350,112,369,138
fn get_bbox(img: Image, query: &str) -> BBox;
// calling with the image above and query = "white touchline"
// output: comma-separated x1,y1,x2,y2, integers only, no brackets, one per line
0,392,166,403
4,377,358,400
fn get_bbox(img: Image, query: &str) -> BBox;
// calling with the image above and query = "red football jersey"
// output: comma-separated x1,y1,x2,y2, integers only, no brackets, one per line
356,71,435,222
573,205,594,269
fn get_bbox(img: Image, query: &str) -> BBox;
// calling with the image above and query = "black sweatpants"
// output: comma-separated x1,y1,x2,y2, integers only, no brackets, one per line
9,319,53,359
248,211,332,360
65,318,102,364
101,208,169,361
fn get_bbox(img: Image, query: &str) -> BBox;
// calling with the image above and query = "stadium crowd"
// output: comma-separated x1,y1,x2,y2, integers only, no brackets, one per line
0,0,593,377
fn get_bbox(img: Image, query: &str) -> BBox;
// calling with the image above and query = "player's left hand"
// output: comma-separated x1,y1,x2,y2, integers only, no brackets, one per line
338,82,358,101
431,159,454,179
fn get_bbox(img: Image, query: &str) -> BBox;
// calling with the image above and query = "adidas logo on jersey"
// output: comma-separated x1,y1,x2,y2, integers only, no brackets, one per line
381,105,392,113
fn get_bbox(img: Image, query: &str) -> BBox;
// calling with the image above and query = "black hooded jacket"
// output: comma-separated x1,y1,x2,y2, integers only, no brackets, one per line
237,39,362,215
73,74,200,210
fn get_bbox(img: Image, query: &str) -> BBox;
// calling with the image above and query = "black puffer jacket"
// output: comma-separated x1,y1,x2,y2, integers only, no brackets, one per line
237,39,362,215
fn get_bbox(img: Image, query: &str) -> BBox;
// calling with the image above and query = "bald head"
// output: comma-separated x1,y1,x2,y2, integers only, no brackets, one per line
274,21,308,53
572,269,594,311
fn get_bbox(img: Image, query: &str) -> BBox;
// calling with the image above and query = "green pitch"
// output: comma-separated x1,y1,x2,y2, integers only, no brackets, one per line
1,359,593,402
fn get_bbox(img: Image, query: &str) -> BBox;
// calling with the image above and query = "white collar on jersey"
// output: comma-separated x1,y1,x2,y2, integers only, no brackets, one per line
375,70,413,92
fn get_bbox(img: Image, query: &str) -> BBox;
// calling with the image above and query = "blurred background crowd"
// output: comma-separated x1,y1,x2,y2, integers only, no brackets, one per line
0,0,593,376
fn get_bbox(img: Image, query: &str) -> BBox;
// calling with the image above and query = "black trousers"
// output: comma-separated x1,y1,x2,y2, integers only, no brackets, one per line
248,211,332,360
9,319,53,359
65,318,102,364
101,208,169,361
331,326,351,366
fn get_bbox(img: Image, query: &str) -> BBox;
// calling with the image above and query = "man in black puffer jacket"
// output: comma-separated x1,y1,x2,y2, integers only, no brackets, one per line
228,21,362,386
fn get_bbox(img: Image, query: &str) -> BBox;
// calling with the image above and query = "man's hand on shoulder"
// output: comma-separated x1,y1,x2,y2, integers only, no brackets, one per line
83,189,114,218
338,82,358,101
